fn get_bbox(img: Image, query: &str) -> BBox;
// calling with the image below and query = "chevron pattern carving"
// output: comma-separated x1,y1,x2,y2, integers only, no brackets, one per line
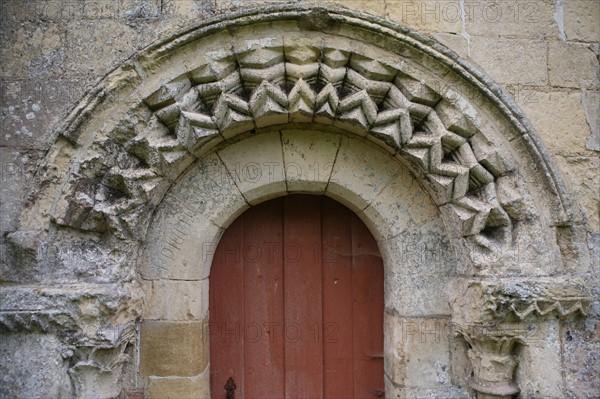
54,44,527,248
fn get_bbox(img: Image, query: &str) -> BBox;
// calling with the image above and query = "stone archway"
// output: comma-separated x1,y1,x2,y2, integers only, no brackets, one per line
3,4,591,398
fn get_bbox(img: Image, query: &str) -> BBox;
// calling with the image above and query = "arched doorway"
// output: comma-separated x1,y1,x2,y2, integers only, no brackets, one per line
210,195,384,398
8,5,592,398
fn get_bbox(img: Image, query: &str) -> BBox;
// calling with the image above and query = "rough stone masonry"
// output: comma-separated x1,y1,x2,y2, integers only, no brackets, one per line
0,1,598,398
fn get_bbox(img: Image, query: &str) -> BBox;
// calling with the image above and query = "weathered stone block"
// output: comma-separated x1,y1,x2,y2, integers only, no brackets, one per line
464,0,557,39
143,279,208,321
548,42,599,89
554,155,600,231
141,204,224,281
386,0,462,33
384,313,454,388
218,131,287,204
173,153,248,228
519,90,591,154
0,149,42,231
470,37,548,85
317,0,387,18
379,223,456,316
517,321,564,398
0,77,87,149
63,18,153,78
140,320,209,377
281,129,341,193
161,0,214,18
562,319,600,399
140,153,252,280
325,136,399,212
433,32,469,59
582,90,599,151
360,167,440,241
147,369,210,399
0,21,64,79
564,0,600,42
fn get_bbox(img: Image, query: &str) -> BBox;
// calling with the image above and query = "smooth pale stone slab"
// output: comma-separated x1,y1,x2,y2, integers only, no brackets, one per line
282,129,341,193
326,136,400,213
360,169,440,241
143,279,209,321
218,131,287,205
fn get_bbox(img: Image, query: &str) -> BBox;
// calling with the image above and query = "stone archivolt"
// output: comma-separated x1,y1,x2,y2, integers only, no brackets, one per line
5,5,592,398
56,42,522,256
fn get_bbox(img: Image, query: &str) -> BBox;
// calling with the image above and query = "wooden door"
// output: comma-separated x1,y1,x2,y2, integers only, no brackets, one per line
210,195,384,398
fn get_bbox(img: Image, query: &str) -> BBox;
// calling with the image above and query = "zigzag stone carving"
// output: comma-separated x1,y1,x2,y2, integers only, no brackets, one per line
451,277,592,326
53,43,529,253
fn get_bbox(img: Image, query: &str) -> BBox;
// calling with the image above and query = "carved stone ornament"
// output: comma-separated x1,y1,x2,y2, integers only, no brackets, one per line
5,4,591,398
21,6,575,249
451,278,592,398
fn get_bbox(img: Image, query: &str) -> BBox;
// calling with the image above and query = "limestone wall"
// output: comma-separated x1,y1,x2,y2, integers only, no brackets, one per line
0,1,597,398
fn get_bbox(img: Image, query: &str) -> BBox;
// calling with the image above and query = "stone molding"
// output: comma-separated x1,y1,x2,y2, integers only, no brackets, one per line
0,284,139,345
4,4,592,398
20,5,574,250
451,277,592,398
451,277,592,325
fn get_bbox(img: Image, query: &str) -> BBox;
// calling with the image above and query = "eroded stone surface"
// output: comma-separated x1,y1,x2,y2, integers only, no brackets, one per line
147,368,210,399
282,129,341,193
0,333,71,398
218,131,287,204
326,136,401,212
1,3,596,398
140,320,209,377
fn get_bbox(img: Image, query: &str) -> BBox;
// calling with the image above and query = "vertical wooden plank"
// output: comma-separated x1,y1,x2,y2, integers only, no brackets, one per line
211,195,385,398
210,216,245,399
321,197,355,398
243,199,285,398
351,215,385,398
284,195,323,398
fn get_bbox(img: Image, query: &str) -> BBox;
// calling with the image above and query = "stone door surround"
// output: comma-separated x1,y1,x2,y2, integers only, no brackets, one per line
3,5,591,398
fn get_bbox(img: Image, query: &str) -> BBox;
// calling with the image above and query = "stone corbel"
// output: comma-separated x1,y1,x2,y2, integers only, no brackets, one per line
451,277,591,398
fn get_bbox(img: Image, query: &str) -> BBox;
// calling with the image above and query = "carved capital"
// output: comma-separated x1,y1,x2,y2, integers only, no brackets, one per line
455,323,521,398
451,277,591,398
467,349,519,399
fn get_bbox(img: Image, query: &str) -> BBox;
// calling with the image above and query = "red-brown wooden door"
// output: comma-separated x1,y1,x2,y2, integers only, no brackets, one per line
210,195,384,398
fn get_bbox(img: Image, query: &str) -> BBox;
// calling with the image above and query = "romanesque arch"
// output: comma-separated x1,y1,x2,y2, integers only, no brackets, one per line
2,5,591,398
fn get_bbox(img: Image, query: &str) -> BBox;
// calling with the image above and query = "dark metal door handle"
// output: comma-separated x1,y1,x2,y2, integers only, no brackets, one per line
225,377,237,399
